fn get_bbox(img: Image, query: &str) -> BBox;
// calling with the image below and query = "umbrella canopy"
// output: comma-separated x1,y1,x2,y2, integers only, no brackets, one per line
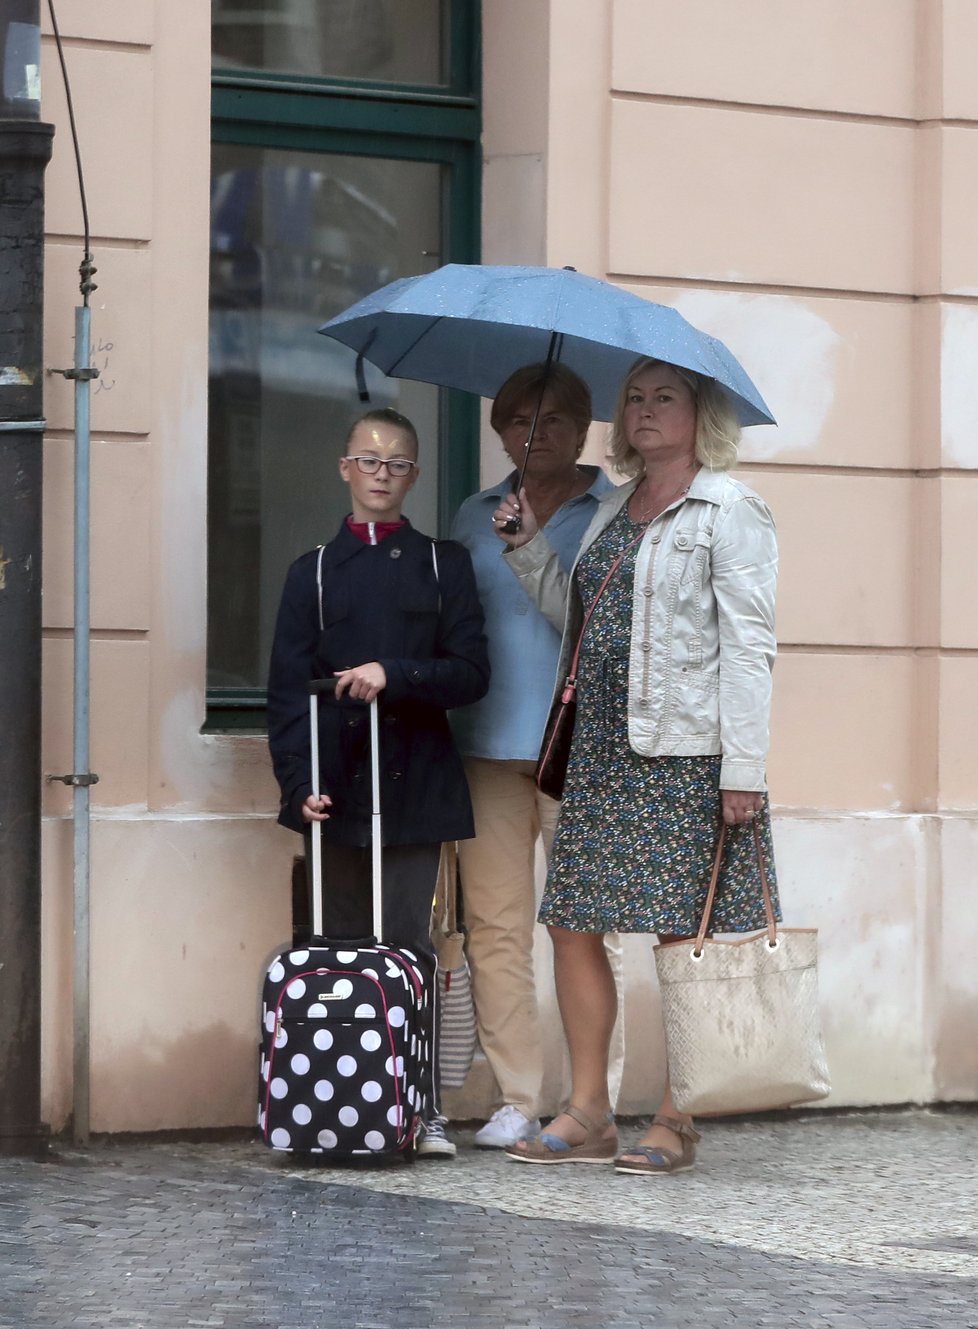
318,263,775,426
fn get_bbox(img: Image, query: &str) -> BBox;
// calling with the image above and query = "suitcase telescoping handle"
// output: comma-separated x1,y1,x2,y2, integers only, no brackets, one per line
307,679,383,943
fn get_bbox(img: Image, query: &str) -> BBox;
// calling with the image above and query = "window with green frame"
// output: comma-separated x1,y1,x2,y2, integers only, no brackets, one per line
207,1,481,728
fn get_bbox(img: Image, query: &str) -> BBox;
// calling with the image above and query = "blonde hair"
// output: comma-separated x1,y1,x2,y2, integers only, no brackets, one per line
346,407,419,457
608,358,741,477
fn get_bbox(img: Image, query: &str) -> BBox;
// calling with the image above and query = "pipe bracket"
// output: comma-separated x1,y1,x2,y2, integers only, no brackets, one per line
49,367,100,381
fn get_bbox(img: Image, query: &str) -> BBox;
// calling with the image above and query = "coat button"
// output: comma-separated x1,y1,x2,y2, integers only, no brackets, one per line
676,534,688,547
390,547,402,559
642,587,653,597
651,535,661,544
389,770,402,780
346,717,359,727
384,714,396,725
640,641,651,652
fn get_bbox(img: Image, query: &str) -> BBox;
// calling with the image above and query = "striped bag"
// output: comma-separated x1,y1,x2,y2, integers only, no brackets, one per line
431,843,479,1088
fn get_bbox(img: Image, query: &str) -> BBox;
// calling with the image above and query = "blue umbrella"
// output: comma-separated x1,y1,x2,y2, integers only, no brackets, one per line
318,263,775,426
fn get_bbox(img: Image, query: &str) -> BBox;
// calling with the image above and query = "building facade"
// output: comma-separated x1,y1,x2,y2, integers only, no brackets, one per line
38,0,978,1132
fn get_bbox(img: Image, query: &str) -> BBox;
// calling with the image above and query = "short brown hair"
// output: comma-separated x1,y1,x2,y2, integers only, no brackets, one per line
490,362,592,440
346,407,419,456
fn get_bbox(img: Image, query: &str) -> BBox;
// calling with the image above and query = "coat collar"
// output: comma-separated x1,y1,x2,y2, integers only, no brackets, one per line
324,515,420,568
599,465,732,519
685,466,732,506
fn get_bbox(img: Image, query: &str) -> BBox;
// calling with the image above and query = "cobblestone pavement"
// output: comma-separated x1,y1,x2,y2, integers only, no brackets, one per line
2,1110,977,1329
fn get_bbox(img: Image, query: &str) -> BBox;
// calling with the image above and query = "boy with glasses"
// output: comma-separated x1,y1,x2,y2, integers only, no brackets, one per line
267,408,490,1158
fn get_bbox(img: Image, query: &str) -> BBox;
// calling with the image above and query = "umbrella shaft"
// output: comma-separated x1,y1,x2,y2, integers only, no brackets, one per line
503,329,564,532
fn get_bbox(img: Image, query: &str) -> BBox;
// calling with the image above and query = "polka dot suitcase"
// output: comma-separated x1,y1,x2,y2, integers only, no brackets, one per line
258,940,431,1157
257,683,433,1159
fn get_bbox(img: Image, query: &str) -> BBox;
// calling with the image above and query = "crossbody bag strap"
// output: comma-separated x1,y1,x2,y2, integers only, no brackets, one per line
316,544,326,632
431,539,441,610
562,524,651,693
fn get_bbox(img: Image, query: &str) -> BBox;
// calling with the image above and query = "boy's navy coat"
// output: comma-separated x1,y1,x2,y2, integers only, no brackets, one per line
267,520,490,846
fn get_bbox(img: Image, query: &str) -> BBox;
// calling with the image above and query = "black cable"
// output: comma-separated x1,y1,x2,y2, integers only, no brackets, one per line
46,0,96,303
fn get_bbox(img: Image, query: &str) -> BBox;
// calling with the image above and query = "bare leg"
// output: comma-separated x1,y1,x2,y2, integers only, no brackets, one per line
618,932,696,1162
532,926,618,1145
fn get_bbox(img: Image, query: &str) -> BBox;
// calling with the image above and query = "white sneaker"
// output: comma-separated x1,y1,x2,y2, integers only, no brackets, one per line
474,1106,542,1149
415,1115,457,1159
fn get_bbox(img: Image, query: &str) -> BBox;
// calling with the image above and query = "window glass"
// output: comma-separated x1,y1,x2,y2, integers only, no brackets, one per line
212,0,446,85
208,143,443,693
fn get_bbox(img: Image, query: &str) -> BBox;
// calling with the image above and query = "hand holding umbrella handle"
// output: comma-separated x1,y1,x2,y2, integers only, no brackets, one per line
493,489,538,548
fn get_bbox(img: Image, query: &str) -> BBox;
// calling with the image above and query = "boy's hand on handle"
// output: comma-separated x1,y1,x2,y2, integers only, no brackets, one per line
493,488,538,549
334,662,387,702
301,793,333,823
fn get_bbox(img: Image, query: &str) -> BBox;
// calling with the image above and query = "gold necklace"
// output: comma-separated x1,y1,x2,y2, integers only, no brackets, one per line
632,473,694,523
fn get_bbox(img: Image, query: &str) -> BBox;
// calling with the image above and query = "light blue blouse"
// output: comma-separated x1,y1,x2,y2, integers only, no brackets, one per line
449,466,614,761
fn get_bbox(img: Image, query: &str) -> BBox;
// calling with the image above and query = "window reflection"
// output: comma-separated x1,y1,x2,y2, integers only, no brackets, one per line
208,146,442,692
212,0,446,85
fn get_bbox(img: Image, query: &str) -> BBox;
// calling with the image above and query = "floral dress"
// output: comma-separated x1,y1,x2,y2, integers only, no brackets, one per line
540,504,779,936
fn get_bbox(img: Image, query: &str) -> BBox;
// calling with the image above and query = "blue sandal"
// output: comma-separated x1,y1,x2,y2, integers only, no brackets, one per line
505,1105,617,1165
614,1115,700,1175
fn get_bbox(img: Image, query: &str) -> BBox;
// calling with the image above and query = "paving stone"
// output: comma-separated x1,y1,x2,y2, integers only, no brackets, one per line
1,1111,977,1327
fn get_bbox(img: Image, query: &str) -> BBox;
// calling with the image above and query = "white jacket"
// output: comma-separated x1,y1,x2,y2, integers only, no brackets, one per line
503,468,778,791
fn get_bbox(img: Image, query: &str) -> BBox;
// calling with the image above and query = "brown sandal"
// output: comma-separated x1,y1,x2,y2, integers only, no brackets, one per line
613,1115,701,1176
505,1105,617,1165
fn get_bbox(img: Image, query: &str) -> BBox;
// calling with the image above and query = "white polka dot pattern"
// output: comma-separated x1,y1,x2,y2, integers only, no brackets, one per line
259,942,432,1159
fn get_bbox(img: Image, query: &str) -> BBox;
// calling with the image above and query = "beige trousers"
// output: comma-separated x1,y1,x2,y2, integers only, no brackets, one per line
459,757,626,1120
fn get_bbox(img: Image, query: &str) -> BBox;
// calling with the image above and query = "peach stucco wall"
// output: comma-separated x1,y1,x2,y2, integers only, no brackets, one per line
478,0,978,1119
39,0,284,1131
36,0,978,1132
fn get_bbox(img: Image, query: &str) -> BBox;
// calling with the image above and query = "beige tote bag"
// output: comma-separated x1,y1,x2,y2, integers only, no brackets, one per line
654,822,830,1115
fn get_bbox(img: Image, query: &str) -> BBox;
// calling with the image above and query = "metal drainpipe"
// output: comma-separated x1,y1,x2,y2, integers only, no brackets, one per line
0,2,53,1156
62,297,98,1145
42,0,100,1146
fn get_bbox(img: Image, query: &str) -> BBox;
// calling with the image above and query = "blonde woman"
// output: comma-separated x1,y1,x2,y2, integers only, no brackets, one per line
494,358,779,1176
